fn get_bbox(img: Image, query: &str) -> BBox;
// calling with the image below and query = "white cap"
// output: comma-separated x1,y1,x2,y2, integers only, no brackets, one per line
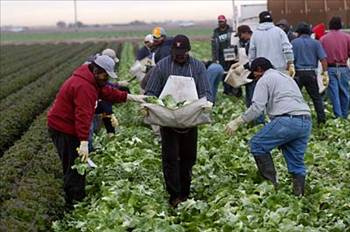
102,48,119,63
94,55,118,79
144,34,154,43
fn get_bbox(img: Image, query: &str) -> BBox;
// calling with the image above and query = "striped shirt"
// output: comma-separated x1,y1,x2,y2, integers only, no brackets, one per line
145,56,213,102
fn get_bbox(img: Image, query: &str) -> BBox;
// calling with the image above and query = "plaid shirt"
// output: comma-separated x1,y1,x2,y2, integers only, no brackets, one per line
145,55,213,102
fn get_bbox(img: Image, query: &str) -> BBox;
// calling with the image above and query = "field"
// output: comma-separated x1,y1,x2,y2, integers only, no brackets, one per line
0,38,349,232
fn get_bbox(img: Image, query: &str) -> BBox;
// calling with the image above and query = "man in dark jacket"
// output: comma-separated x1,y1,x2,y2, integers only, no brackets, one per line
145,35,213,207
276,19,297,42
211,15,241,97
151,27,173,63
48,55,145,208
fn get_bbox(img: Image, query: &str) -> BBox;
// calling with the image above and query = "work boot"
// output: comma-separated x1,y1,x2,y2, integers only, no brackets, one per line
254,155,278,187
292,174,305,196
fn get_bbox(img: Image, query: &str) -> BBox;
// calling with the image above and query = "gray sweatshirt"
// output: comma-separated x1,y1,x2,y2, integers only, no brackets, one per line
249,22,294,71
242,69,310,122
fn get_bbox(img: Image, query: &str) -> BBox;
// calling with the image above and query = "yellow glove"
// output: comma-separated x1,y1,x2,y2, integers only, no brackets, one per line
140,107,149,117
321,71,329,87
225,116,244,136
110,114,119,128
77,141,89,162
288,63,296,78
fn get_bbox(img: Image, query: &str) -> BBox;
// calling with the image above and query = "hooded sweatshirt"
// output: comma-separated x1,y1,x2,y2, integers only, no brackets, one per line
48,64,127,141
249,22,294,71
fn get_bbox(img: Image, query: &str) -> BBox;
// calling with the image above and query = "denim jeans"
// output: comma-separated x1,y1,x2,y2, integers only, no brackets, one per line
250,115,312,176
207,63,224,103
245,80,265,124
327,67,350,118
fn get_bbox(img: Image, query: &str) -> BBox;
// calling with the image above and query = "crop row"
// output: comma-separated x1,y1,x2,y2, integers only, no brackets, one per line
0,44,58,76
0,111,64,231
0,43,87,100
0,42,107,155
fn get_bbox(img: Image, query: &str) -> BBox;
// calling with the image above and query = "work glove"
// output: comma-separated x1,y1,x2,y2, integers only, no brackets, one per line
202,101,213,113
321,71,329,87
288,63,296,78
127,94,147,103
110,114,119,128
107,133,114,138
231,63,245,75
118,80,129,87
140,106,149,117
225,116,244,136
77,141,89,162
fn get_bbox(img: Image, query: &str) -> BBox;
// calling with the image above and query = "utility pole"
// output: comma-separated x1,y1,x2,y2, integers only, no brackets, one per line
232,0,238,31
74,0,78,32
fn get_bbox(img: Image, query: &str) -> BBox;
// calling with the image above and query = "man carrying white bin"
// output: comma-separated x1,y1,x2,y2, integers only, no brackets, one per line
145,34,213,207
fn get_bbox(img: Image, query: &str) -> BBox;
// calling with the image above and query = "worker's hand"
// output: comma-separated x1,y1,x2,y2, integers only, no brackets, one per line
225,116,244,136
77,141,89,162
110,114,119,128
127,94,147,103
118,80,129,87
202,101,213,113
140,106,149,117
321,71,329,87
107,133,114,138
288,63,296,78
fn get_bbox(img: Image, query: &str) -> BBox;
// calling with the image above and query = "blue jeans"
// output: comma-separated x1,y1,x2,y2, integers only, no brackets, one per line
250,116,312,176
327,67,350,118
245,80,265,124
207,63,224,103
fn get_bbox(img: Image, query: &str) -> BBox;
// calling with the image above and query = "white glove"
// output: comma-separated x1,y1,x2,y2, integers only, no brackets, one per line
110,114,119,128
202,101,213,113
77,141,89,162
321,71,329,87
118,80,129,87
225,116,244,136
127,94,147,103
288,63,296,78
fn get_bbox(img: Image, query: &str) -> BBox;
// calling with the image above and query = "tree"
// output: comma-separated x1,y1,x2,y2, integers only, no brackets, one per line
56,21,66,28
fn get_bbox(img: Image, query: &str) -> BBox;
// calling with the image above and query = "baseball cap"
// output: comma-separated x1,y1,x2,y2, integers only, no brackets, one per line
171,34,191,55
259,11,273,23
295,22,311,35
144,34,154,43
218,15,226,22
94,55,118,79
102,48,119,63
152,27,166,39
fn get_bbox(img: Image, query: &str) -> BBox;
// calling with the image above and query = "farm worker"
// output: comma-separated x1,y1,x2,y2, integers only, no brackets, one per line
235,24,264,125
204,60,224,103
292,22,328,125
151,26,173,63
312,23,326,40
85,48,130,152
145,34,213,207
275,19,297,42
249,11,295,77
211,14,241,97
225,57,312,196
320,16,350,119
136,34,154,61
48,55,146,208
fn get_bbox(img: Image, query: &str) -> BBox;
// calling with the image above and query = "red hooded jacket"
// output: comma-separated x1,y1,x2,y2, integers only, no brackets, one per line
48,64,127,141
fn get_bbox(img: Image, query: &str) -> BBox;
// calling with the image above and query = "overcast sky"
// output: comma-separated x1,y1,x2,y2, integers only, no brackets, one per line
1,0,266,27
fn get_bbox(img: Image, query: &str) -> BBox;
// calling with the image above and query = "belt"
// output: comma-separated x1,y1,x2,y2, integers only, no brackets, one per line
274,114,311,120
328,63,348,68
296,68,317,71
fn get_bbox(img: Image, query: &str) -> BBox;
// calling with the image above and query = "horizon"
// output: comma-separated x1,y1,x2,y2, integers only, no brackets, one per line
1,0,266,27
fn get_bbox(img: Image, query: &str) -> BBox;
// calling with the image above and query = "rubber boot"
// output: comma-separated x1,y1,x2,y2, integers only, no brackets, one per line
292,174,305,196
254,154,278,187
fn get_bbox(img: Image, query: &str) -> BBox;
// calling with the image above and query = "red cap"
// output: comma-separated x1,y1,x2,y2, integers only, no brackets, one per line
218,15,226,22
312,23,326,40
